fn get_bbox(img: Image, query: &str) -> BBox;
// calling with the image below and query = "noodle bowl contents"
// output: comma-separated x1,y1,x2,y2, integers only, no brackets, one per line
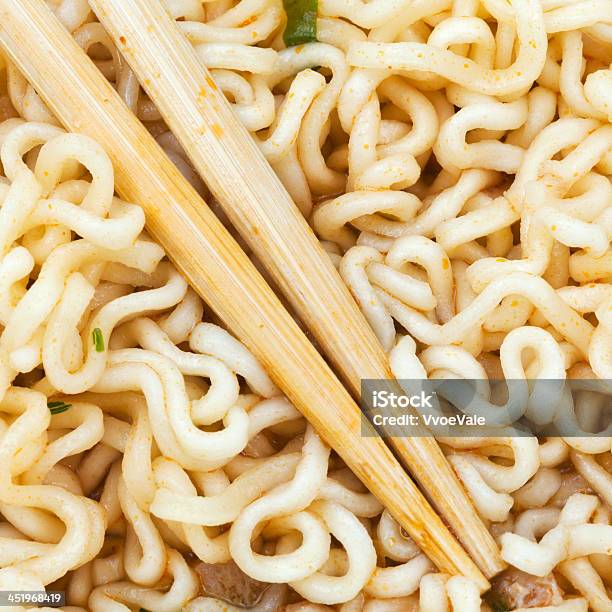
0,0,610,610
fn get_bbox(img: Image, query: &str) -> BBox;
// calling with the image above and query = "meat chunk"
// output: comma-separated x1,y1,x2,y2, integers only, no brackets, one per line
195,560,271,607
487,568,564,609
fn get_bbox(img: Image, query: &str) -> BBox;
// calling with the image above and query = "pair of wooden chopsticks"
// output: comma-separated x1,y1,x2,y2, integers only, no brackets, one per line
0,0,503,587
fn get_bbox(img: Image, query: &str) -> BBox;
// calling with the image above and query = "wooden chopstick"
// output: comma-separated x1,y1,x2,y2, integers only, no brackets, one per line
87,0,505,579
0,0,491,589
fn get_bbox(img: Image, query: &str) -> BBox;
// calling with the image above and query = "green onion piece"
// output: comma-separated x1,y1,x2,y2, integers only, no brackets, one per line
283,0,317,47
92,327,105,352
48,401,72,415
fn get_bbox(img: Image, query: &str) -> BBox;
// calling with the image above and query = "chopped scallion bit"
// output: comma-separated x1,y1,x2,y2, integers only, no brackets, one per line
283,0,317,47
48,400,72,415
92,327,105,352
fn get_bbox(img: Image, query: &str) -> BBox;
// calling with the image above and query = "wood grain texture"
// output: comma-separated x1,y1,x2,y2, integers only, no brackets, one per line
0,0,491,588
90,0,505,579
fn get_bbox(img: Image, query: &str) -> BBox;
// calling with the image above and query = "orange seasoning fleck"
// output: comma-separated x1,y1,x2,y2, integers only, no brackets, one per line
211,123,223,138
442,259,449,270
205,75,218,91
239,15,257,26
119,35,126,45
295,45,304,54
